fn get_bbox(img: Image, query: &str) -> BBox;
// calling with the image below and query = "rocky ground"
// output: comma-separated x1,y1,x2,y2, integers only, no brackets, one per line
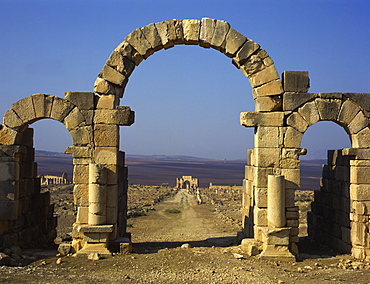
1,185,370,283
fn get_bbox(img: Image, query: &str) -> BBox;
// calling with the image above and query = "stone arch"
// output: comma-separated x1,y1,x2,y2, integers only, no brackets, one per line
93,18,283,112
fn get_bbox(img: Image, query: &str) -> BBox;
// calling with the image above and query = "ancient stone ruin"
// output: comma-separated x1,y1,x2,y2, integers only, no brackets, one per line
176,176,199,189
0,18,369,260
39,173,70,185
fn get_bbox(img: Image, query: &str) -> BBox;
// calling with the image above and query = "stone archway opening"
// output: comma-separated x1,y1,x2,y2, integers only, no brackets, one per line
299,121,352,254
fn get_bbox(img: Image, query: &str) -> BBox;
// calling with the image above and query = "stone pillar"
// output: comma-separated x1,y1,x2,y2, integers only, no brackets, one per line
88,163,106,225
267,175,285,228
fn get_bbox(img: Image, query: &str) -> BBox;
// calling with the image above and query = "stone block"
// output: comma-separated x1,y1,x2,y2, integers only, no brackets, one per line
281,127,303,148
348,111,368,134
351,127,370,148
351,166,370,184
285,189,295,207
282,71,309,92
234,40,260,65
0,200,17,220
140,23,162,51
240,112,284,127
252,80,284,97
253,147,281,168
63,107,85,131
76,206,88,224
255,187,267,207
3,109,24,129
99,64,127,86
65,146,91,158
94,124,119,147
0,126,19,146
125,28,154,58
182,19,201,44
315,98,342,121
350,184,370,201
105,165,118,185
89,202,106,215
254,126,280,148
286,211,299,219
282,92,316,111
166,20,184,44
254,207,267,226
210,19,230,51
0,162,16,181
154,21,174,49
73,165,89,184
238,54,265,77
106,185,118,207
338,99,360,126
94,78,117,96
96,94,118,109
94,107,134,126
254,96,282,112
0,180,17,201
70,126,92,146
255,167,276,188
286,112,309,133
120,241,133,254
224,28,247,57
50,97,74,122
64,92,95,110
281,169,300,189
31,94,54,118
298,101,320,126
11,96,36,124
249,65,280,88
241,238,260,256
116,41,143,66
343,93,370,112
94,147,118,165
199,18,216,48
351,221,367,246
106,50,135,76
106,206,118,224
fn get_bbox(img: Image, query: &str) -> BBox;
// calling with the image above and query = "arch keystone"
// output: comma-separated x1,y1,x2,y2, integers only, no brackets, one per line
182,19,201,44
32,93,54,118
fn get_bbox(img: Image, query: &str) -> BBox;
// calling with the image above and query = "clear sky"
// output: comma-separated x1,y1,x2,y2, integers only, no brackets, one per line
0,0,369,160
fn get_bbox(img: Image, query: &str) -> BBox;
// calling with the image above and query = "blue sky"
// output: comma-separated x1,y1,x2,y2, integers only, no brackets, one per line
0,0,369,159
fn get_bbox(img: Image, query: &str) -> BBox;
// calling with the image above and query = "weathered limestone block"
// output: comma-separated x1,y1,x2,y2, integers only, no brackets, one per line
94,147,118,165
338,99,361,126
141,23,162,51
65,146,91,158
11,96,36,124
64,92,95,110
253,147,281,168
344,93,370,112
116,41,143,66
0,126,19,145
105,165,119,185
106,185,118,207
63,107,85,131
94,124,119,147
315,98,342,121
73,165,89,184
172,20,185,44
96,94,118,109
125,28,154,58
50,97,74,122
73,184,89,206
76,206,88,223
70,126,92,146
31,94,54,118
94,107,134,126
351,221,367,246
351,127,370,148
254,96,282,112
241,239,260,256
106,206,118,224
298,101,320,126
254,206,267,226
286,112,309,133
199,18,216,48
254,126,280,148
348,111,368,134
240,112,284,127
99,64,127,87
285,189,295,207
282,92,316,111
281,169,300,189
106,50,136,76
342,148,370,159
3,109,24,129
233,40,260,66
0,200,17,220
254,167,275,188
282,71,310,92
255,187,267,207
94,78,114,96
182,19,201,44
239,54,265,76
224,28,247,57
249,65,280,88
210,20,230,51
252,80,284,97
350,166,370,184
155,21,174,49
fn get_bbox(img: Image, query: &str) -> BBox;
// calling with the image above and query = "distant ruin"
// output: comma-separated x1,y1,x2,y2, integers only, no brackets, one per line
39,173,70,185
0,18,369,260
176,176,199,189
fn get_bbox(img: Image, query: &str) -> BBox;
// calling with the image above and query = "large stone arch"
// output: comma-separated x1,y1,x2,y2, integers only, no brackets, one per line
93,18,283,112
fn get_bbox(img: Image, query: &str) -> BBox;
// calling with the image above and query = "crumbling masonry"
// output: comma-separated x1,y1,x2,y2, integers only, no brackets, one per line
0,18,369,260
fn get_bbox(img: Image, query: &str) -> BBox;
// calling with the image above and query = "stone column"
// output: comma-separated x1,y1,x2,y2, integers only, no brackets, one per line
88,163,107,225
267,175,285,228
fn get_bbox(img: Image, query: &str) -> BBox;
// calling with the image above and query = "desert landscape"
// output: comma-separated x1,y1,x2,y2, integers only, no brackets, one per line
1,153,369,283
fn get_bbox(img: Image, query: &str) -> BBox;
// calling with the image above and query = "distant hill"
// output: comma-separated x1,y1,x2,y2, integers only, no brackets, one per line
35,150,324,189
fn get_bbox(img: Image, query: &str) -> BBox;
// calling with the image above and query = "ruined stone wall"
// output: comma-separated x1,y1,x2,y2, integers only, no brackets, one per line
308,150,351,253
0,129,56,250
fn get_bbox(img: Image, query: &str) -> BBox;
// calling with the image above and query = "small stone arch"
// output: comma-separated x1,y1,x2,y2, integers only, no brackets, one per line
93,18,283,112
